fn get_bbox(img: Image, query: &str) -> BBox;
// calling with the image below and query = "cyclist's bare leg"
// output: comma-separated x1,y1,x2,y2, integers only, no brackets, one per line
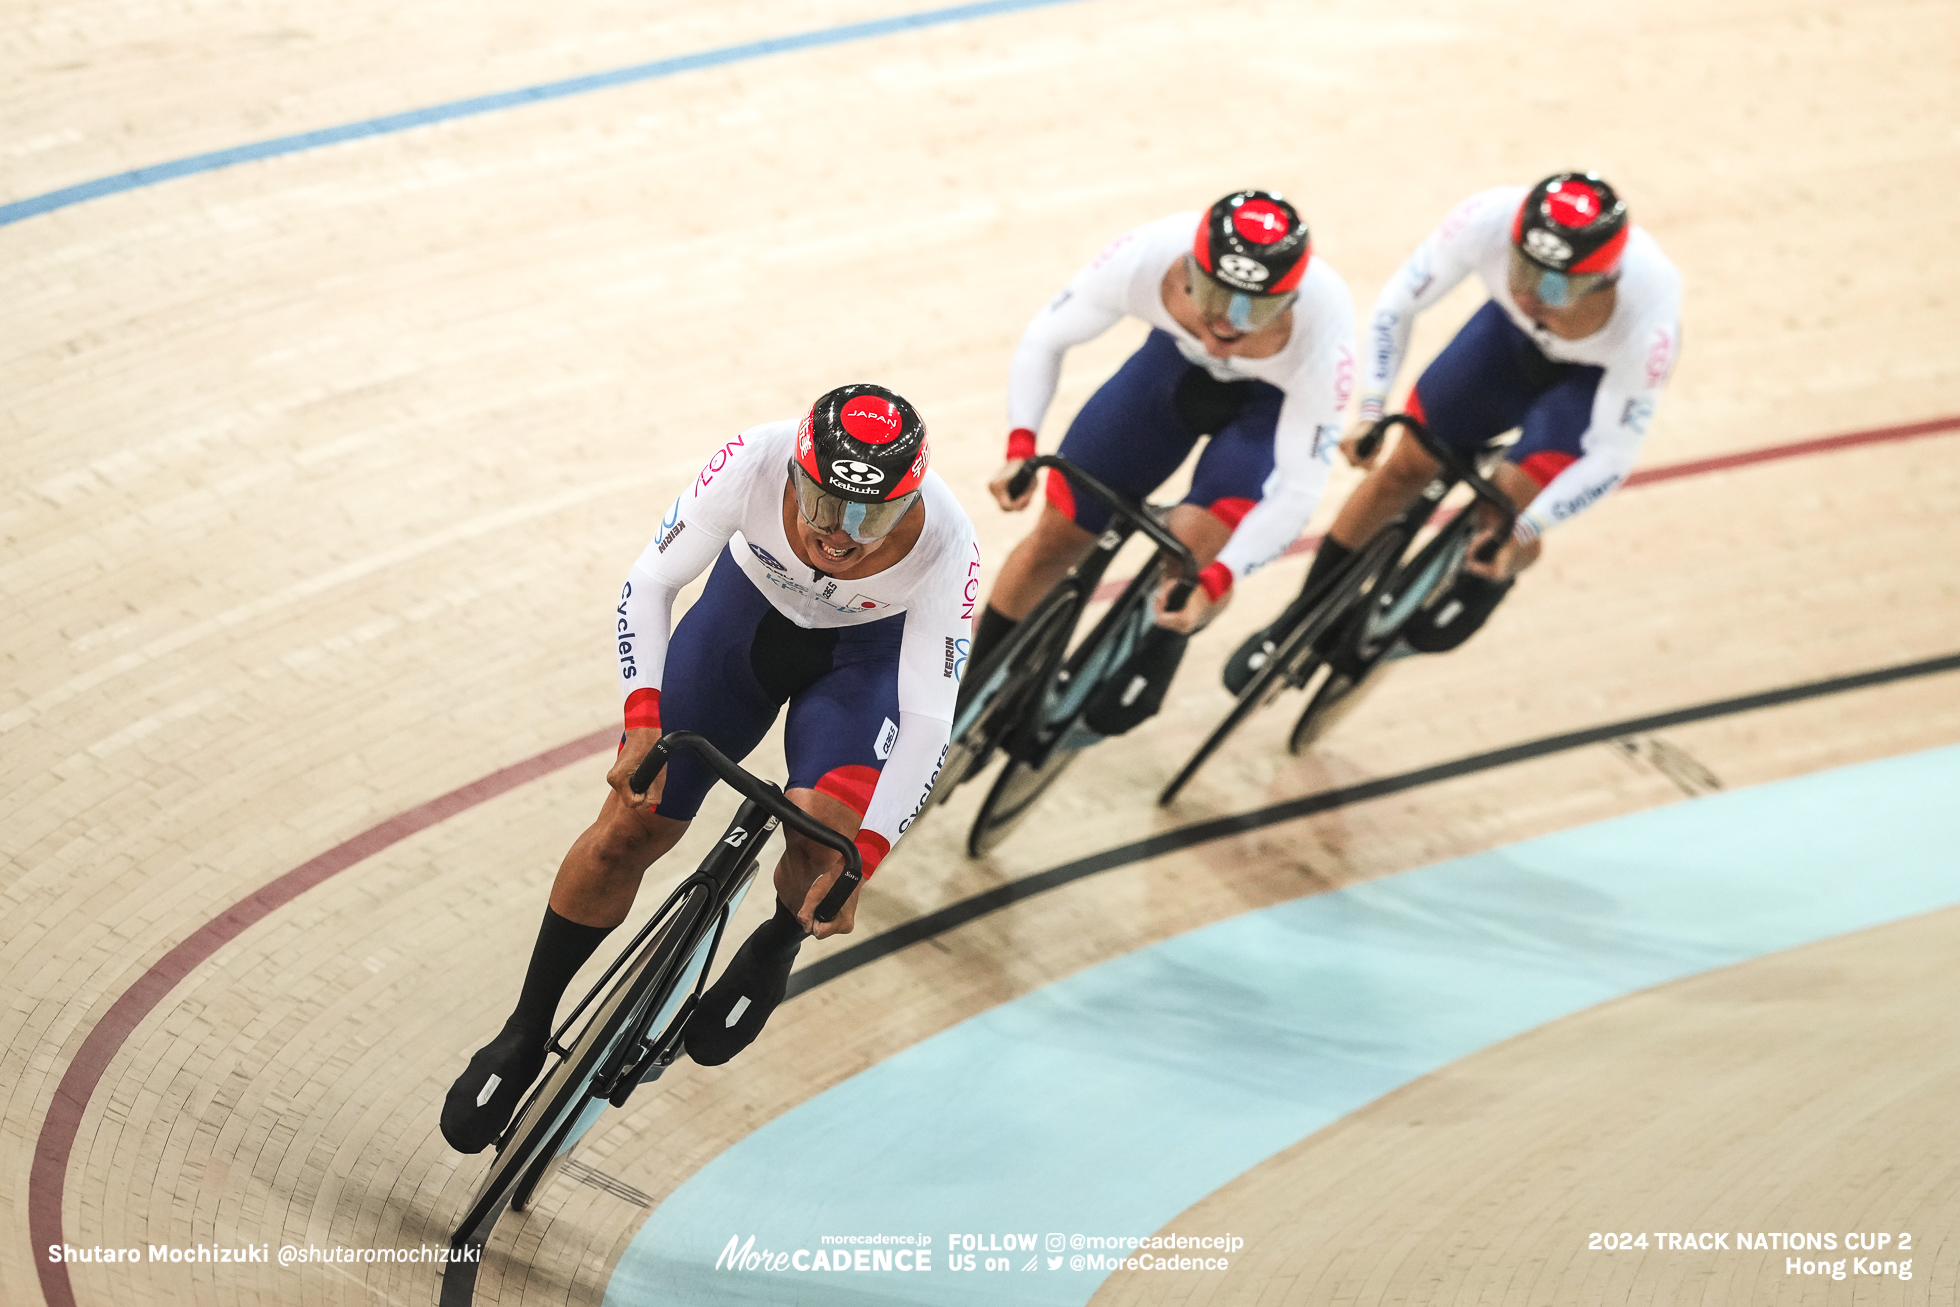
548,793,690,928
1162,503,1230,571
1325,428,1444,551
983,502,1096,621
442,793,688,1152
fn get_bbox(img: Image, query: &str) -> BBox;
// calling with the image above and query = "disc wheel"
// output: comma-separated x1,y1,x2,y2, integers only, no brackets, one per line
967,743,1082,857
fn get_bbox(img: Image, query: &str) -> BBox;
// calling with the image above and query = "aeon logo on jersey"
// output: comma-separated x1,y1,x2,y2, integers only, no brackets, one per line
747,542,788,572
829,460,885,488
1216,253,1270,285
1522,228,1573,266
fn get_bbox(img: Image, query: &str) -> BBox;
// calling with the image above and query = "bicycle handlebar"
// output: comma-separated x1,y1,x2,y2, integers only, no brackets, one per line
628,730,861,922
1355,415,1518,564
1007,455,1198,611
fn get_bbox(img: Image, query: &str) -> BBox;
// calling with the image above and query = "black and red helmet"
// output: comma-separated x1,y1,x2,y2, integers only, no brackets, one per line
1187,191,1311,331
790,383,928,542
1194,190,1312,292
1512,172,1628,275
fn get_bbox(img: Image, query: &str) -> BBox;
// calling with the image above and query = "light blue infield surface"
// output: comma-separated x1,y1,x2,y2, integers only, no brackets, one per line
606,743,1960,1305
0,0,1087,228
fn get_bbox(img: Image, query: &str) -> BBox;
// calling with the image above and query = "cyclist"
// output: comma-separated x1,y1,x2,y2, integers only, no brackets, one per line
966,190,1355,731
1228,172,1682,688
441,384,978,1154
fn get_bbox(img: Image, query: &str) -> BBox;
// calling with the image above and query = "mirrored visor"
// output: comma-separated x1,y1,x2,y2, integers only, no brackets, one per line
1507,248,1612,309
790,460,919,543
1184,255,1297,333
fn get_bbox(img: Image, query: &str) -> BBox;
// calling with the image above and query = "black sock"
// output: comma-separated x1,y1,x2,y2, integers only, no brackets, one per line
1301,536,1357,596
508,907,616,1037
968,604,1020,676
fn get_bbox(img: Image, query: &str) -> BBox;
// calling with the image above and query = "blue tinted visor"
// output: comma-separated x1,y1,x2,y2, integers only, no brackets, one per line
789,461,919,543
1508,248,1611,309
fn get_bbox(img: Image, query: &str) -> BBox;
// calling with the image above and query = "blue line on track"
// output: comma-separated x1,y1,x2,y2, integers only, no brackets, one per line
0,0,1085,228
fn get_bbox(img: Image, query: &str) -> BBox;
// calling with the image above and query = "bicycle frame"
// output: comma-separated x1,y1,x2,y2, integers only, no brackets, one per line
443,734,862,1299
965,456,1197,769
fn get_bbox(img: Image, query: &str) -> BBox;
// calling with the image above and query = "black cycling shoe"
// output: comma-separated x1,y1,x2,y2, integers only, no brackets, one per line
441,1019,548,1154
684,931,798,1067
1223,625,1280,696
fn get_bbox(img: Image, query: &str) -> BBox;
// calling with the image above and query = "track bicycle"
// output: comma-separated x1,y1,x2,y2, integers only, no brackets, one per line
925,455,1196,856
443,732,859,1293
1158,414,1517,805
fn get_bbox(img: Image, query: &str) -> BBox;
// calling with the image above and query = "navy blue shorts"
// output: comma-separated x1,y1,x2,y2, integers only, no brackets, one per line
653,548,905,822
1046,329,1284,533
1409,300,1604,487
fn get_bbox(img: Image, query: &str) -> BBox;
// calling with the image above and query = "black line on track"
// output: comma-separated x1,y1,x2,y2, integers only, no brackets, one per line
787,650,1960,998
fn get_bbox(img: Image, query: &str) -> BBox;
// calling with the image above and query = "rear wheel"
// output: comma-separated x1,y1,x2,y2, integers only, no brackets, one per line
967,744,1081,856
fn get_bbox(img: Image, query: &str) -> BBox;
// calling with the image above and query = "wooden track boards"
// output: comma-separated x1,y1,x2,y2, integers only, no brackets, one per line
5,0,1958,1304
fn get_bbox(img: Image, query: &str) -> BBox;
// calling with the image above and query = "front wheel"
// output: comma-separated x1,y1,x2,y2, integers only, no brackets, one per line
1157,526,1406,807
928,584,1080,810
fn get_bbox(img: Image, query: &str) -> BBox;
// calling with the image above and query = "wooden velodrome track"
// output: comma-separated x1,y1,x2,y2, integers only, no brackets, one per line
6,0,1958,1304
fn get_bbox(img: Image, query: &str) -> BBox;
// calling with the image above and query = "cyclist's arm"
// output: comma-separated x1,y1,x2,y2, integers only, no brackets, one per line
1359,187,1518,421
1209,400,1340,593
1513,320,1681,543
614,439,755,729
848,546,969,873
1004,236,1139,447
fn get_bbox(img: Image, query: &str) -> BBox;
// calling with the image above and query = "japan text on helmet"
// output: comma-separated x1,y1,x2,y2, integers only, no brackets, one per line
1509,172,1629,307
1186,190,1312,332
790,383,929,542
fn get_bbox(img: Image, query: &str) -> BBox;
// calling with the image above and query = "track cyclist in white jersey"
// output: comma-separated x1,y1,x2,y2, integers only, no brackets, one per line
1228,172,1683,688
442,384,978,1154
965,190,1356,732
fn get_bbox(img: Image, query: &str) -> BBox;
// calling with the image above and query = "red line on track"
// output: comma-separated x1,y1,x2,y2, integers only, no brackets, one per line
29,730,615,1307
26,412,1960,1306
1089,413,1960,603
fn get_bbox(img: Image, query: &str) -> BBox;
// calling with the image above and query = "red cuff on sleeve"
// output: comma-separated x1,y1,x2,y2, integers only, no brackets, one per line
854,830,891,879
623,686,661,731
1197,561,1234,602
1006,428,1038,461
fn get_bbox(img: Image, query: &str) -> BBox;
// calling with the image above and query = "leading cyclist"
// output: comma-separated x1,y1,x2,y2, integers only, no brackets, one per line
965,190,1355,730
1228,172,1683,687
442,384,978,1153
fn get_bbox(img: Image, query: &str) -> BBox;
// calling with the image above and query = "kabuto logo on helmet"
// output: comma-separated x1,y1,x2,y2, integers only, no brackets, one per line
1217,254,1270,285
1523,227,1574,266
830,460,886,487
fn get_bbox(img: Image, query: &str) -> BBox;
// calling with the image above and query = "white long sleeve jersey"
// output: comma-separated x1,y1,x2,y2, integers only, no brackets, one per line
1361,185,1684,538
1006,213,1357,582
615,420,981,850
